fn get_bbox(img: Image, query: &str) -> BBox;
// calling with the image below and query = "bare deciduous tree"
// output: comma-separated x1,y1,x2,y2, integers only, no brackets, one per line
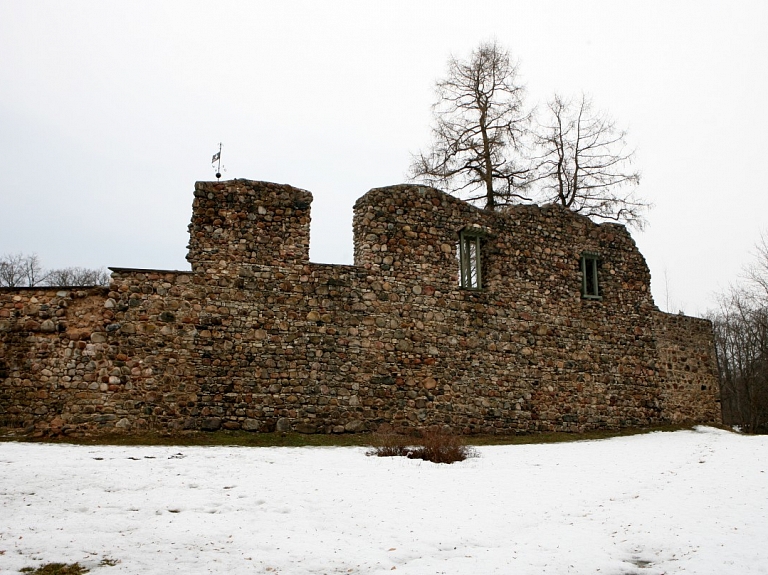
45,266,111,287
711,232,768,433
744,232,768,300
712,291,768,433
0,253,24,287
0,253,110,288
409,40,532,210
533,93,647,229
0,253,46,287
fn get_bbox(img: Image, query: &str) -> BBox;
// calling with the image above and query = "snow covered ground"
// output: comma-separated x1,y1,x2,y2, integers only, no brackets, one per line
0,427,765,574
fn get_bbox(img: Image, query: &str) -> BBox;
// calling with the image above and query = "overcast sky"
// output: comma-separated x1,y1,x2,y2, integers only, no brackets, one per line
1,1,766,315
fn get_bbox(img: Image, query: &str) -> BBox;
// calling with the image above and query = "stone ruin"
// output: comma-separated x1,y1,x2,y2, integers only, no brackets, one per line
0,179,721,435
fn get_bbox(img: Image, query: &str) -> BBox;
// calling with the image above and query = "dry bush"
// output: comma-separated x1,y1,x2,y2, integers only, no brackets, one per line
20,563,89,575
408,430,479,464
366,433,411,457
367,430,478,464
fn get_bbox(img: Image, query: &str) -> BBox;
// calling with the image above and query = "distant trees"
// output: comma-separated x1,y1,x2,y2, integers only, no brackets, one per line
0,253,46,287
45,266,111,287
0,253,110,288
409,40,532,211
710,234,768,433
410,41,650,228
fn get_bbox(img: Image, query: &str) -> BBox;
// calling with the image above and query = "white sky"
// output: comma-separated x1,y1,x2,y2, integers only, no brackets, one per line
1,1,766,315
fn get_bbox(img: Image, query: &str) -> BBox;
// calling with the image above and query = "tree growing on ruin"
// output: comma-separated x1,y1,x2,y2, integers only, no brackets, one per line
532,93,647,229
409,40,533,211
411,42,650,226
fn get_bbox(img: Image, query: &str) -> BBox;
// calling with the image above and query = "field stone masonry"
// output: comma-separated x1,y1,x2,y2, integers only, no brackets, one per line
0,179,721,435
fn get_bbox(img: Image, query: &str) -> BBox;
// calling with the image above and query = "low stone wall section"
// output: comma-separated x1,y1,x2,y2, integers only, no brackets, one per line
653,311,721,423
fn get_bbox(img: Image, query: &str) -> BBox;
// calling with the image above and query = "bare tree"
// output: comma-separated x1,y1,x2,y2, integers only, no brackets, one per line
710,231,768,433
711,290,768,433
21,253,46,286
744,232,768,301
0,253,24,287
533,93,647,229
0,253,46,287
409,40,532,210
0,253,109,287
45,266,111,287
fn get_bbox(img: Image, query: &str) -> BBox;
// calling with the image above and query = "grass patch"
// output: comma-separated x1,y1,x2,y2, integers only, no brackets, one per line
20,563,88,575
0,430,372,448
0,424,702,448
466,424,697,446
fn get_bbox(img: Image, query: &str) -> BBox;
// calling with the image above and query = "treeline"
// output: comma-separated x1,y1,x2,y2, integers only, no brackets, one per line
0,253,110,288
710,236,768,433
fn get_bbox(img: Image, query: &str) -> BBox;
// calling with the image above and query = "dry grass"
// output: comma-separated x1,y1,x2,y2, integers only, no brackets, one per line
18,557,118,573
367,430,479,464
20,563,88,575
366,432,412,457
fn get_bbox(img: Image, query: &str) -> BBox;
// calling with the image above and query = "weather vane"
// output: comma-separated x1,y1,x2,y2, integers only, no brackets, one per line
211,143,225,180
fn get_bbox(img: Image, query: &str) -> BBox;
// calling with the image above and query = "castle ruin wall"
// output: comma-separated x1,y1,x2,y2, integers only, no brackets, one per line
0,179,721,435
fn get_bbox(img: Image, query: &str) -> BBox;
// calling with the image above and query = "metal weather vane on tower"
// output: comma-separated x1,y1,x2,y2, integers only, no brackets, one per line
211,143,225,180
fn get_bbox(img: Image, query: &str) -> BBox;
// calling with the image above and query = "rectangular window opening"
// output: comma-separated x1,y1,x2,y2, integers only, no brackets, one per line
459,232,482,289
581,253,601,299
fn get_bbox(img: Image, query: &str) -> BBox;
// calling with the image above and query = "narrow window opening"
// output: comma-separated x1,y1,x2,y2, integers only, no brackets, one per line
459,231,482,289
581,252,601,299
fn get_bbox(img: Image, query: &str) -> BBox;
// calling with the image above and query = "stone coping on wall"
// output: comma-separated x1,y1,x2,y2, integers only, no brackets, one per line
307,262,359,269
108,267,195,274
110,263,364,275
0,286,110,292
654,309,714,325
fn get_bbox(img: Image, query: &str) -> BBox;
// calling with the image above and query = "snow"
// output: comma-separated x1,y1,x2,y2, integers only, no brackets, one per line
1,427,766,574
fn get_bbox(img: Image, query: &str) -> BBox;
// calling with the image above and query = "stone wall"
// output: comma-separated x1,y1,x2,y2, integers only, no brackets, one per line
0,179,721,435
653,311,722,424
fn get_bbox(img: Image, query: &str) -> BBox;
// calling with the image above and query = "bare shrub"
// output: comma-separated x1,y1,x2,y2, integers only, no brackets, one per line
366,433,411,457
408,430,479,464
367,430,478,464
20,563,89,575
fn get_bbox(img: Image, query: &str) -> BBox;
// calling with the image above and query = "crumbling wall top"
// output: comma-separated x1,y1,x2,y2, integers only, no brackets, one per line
186,179,312,273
